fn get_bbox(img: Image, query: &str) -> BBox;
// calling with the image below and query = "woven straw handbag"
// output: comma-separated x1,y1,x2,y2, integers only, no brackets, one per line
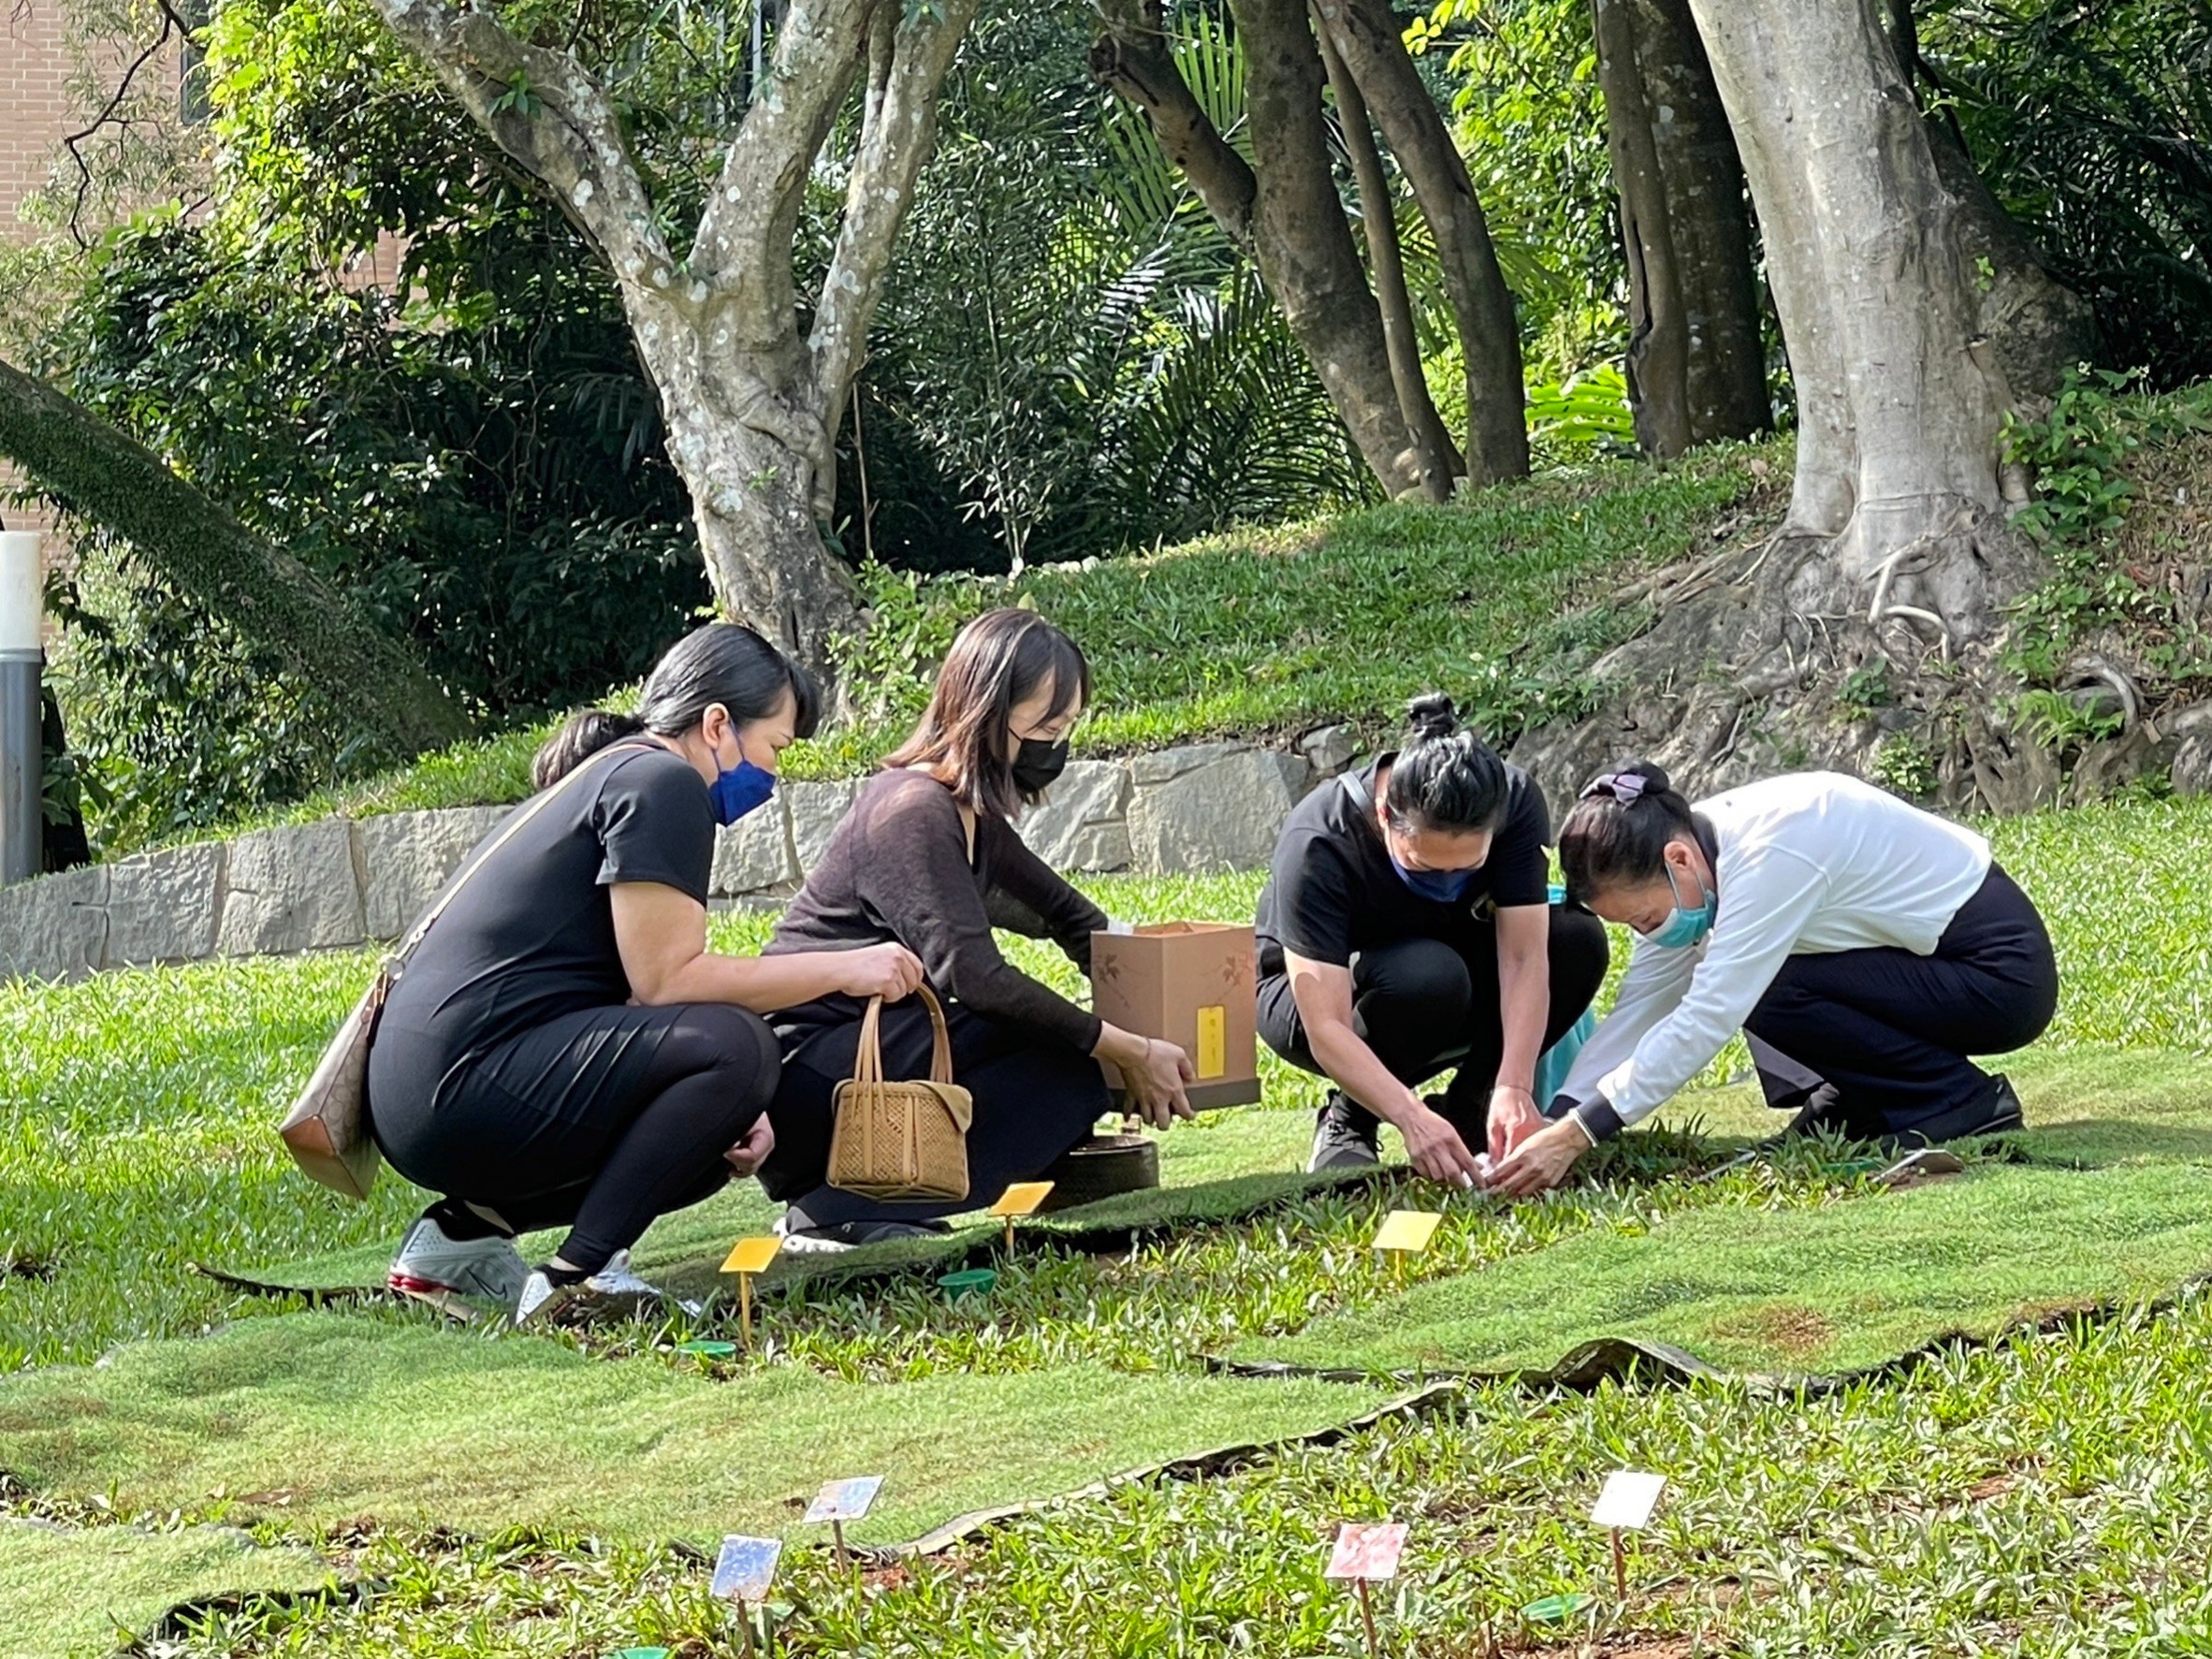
827,985,973,1201
277,743,653,1201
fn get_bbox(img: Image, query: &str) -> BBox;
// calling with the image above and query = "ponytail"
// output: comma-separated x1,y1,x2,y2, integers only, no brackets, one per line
1557,760,1698,900
531,621,820,790
534,710,647,788
1383,691,1509,835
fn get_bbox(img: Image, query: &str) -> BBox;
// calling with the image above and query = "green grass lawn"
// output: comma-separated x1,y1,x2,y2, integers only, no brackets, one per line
12,789,2212,1653
182,444,1779,842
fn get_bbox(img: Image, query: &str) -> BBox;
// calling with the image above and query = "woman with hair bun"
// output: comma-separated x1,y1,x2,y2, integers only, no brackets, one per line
1255,693,1609,1180
1486,764,2060,1199
369,622,925,1323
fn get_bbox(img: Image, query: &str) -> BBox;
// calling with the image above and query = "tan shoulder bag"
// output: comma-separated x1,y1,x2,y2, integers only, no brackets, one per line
277,743,654,1200
827,985,974,1201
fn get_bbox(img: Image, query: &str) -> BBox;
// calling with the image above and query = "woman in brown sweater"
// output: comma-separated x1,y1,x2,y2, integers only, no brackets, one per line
758,608,1195,1249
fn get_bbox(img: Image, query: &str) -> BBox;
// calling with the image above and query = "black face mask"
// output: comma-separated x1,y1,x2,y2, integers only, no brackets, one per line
1011,735,1070,793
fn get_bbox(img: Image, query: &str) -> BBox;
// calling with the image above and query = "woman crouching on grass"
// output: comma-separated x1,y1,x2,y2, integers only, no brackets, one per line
1484,762,2059,1199
753,606,1197,1251
369,623,924,1324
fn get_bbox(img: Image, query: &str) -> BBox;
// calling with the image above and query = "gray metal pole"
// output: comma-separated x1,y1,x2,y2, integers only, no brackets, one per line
0,649,37,885
0,529,44,886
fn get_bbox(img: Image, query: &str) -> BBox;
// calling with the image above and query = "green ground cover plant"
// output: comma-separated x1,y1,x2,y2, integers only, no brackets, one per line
179,444,1778,840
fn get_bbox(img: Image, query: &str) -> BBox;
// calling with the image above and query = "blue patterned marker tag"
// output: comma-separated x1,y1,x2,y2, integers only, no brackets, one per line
805,1475,884,1525
710,1535,782,1603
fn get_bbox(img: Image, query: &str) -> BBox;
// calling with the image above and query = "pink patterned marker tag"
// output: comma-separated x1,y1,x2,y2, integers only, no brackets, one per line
1324,1521,1407,1582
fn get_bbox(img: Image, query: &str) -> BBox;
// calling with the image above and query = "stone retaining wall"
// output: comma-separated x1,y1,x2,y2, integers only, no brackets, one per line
0,734,1361,982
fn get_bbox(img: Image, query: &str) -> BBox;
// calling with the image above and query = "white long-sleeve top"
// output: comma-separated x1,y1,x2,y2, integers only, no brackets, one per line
1559,772,1992,1131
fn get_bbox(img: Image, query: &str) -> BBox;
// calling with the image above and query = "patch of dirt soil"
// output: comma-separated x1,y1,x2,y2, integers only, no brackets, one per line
1707,1302,1836,1361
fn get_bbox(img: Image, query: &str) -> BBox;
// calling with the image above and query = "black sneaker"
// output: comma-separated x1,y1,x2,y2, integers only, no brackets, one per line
1887,1074,2026,1150
1308,1092,1381,1173
1757,1083,1884,1150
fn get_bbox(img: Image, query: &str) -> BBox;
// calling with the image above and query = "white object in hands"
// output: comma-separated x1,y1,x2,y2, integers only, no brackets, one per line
1104,917,1136,936
1590,1470,1666,1531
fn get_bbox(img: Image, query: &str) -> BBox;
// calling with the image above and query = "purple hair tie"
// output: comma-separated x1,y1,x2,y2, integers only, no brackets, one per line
1582,772,1647,803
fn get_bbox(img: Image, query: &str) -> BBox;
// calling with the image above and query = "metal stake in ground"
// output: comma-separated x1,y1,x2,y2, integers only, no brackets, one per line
991,1180,1055,1254
1325,1521,1407,1659
721,1236,782,1351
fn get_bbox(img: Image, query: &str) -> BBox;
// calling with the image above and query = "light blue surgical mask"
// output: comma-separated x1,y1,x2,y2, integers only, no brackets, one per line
1647,863,1716,949
708,734,778,826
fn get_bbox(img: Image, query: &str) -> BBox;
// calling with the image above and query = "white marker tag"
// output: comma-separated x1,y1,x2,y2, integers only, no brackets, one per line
805,1475,884,1524
1324,1521,1407,1581
710,1535,782,1602
1590,1470,1666,1531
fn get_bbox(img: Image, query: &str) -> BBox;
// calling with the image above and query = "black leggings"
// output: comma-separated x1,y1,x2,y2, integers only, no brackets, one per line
1743,862,2059,1132
759,996,1110,1228
1258,905,1610,1142
368,1002,780,1274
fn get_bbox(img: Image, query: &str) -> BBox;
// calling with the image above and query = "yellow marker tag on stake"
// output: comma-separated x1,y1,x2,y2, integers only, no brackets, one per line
721,1236,782,1275
991,1181,1055,1218
1195,1004,1227,1079
1371,1210,1443,1256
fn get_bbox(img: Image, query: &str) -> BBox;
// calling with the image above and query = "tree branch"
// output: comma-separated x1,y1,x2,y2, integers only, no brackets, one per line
1088,0,1258,254
0,357,471,756
809,0,982,427
363,0,672,288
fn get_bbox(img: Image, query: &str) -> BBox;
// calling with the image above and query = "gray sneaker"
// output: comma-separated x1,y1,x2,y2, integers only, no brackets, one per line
1307,1093,1381,1173
387,1215,530,1310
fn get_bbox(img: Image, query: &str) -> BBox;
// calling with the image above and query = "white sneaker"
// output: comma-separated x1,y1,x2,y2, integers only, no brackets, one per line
585,1249,663,1300
387,1215,531,1309
513,1270,594,1328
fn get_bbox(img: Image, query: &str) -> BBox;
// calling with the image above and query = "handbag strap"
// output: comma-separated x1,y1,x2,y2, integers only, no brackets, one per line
851,984,954,1085
392,740,660,968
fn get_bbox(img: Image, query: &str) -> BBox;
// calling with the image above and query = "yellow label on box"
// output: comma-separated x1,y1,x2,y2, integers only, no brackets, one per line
991,1180,1056,1218
1196,1004,1227,1079
721,1236,782,1275
1371,1210,1443,1255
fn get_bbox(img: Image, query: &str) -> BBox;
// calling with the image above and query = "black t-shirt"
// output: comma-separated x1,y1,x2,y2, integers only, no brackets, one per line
1254,754,1552,979
380,745,716,1055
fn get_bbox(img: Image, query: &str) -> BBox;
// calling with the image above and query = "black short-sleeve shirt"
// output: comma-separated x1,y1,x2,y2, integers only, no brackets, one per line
1254,754,1552,979
381,744,716,1055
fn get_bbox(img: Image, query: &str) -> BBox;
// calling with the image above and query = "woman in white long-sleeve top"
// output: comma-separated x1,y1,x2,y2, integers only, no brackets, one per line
1484,762,2059,1199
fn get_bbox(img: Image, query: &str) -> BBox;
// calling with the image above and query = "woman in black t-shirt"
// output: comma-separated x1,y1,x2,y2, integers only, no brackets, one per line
368,624,924,1323
757,608,1196,1251
1255,695,1608,1180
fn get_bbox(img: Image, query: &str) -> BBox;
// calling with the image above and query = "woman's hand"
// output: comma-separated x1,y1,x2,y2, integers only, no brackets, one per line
1099,1026,1196,1128
837,942,926,1002
1483,1115,1589,1200
723,1114,776,1177
1400,1102,1486,1186
1487,1085,1546,1162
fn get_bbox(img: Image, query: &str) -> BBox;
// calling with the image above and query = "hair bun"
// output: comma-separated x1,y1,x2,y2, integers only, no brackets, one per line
1404,691,1460,743
1623,759,1670,794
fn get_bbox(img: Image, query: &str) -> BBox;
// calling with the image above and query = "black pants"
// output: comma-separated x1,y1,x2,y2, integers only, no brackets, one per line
1742,863,2059,1132
760,996,1110,1228
1257,905,1610,1141
368,1002,780,1273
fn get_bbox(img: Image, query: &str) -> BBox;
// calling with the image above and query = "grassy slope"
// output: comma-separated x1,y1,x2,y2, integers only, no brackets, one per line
190,446,1778,838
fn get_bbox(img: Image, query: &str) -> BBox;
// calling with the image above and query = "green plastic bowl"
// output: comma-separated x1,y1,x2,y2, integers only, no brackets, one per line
939,1267,998,1300
613,1648,671,1657
674,1340,737,1361
1521,1592,1597,1624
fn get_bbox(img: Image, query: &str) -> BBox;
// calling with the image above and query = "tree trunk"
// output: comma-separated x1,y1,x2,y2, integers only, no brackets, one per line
1311,0,1530,483
1593,0,1768,458
0,357,473,758
1688,0,2081,642
1089,0,1259,253
1315,21,1460,499
1227,0,1425,498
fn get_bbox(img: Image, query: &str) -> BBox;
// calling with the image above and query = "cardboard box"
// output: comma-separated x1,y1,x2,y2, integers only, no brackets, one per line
1092,922,1261,1111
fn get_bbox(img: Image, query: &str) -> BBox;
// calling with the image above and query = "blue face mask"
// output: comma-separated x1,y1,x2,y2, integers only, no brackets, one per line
708,736,778,827
1647,863,1716,949
1390,849,1477,904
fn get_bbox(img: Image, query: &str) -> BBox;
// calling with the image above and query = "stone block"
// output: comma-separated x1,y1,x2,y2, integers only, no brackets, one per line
1127,746,1315,874
0,866,109,982
103,842,225,967
712,796,798,895
1015,761,1132,872
360,807,512,940
1128,742,1246,788
1298,722,1361,777
2172,706,2212,797
216,822,366,957
786,779,861,875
